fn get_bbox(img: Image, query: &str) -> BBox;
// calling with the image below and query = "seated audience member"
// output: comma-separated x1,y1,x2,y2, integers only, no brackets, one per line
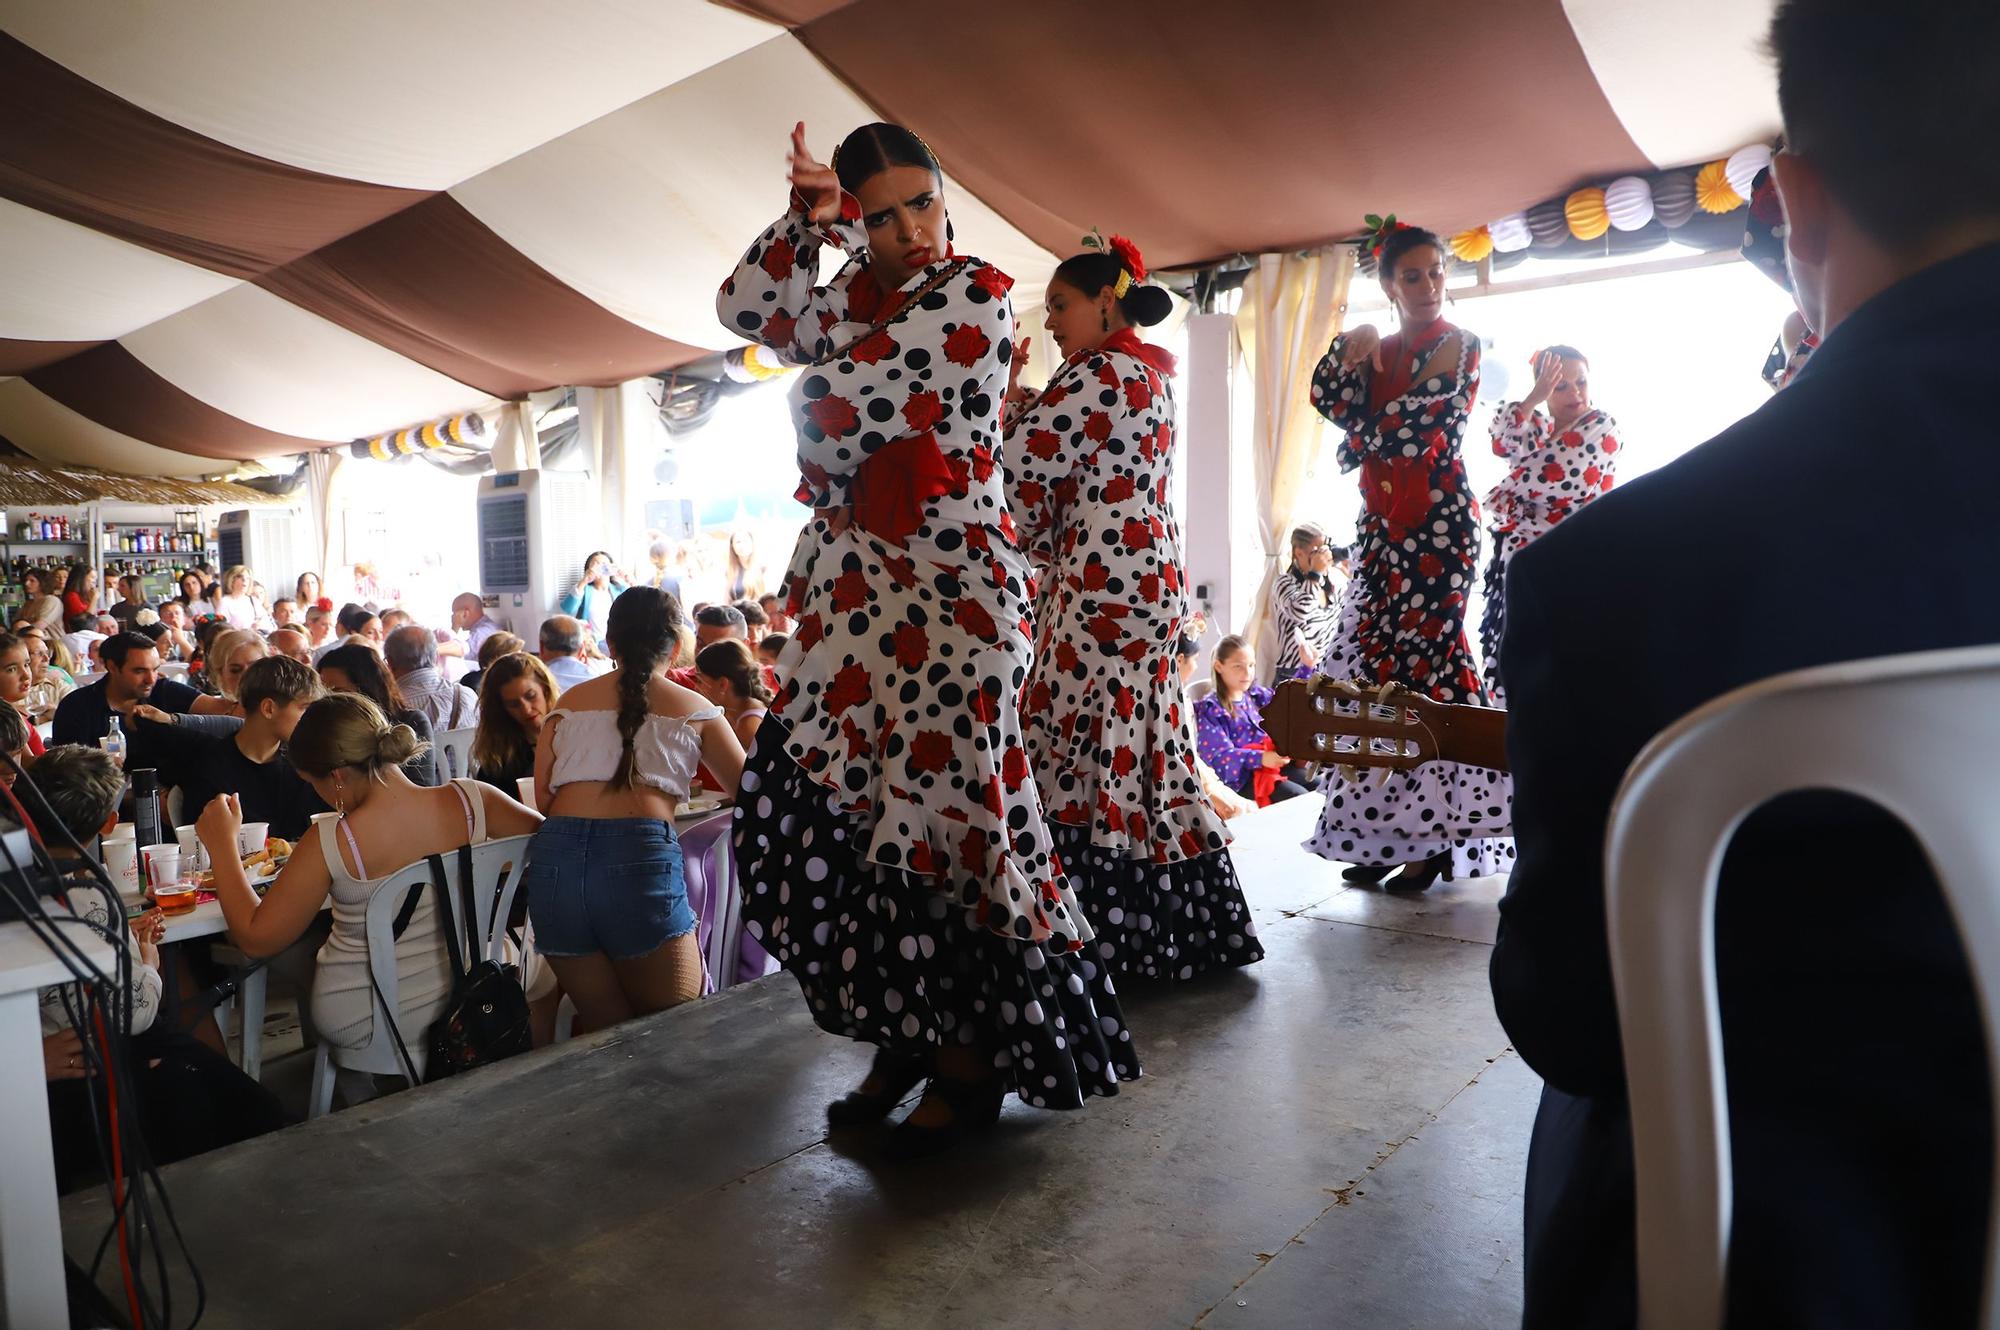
155,600,197,662
59,563,96,622
471,652,559,793
268,627,312,665
302,603,334,652
16,626,74,721
384,625,480,731
108,575,149,632
733,598,768,646
313,604,380,663
1491,2,2000,1323
0,631,47,756
1191,635,1312,805
646,540,683,602
757,592,791,635
451,593,503,661
378,608,413,635
0,702,29,780
1174,633,1249,820
756,633,788,670
37,746,286,1191
318,643,442,787
154,656,329,841
62,613,107,676
526,588,743,1029
195,693,544,1075
187,617,232,695
693,639,772,750
269,597,298,630
53,632,230,747
538,615,597,692
460,631,523,698
207,627,270,709
693,603,747,650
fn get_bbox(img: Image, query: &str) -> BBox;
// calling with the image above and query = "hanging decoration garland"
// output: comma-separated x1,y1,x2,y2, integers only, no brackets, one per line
1488,212,1532,253
1724,143,1775,200
1447,225,1493,262
1695,159,1744,213
1564,187,1610,241
1652,169,1699,228
1604,176,1655,231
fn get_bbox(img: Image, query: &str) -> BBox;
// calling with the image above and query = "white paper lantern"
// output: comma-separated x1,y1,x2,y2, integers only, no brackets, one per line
1725,143,1775,200
1488,212,1532,253
1604,175,1655,231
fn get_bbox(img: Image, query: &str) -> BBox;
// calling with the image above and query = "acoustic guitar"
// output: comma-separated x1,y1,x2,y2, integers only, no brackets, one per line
1259,676,1511,775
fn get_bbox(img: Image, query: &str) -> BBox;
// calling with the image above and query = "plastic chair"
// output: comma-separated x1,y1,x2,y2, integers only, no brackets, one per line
434,726,477,781
1605,644,2000,1330
1186,679,1214,704
678,812,731,996
306,834,532,1116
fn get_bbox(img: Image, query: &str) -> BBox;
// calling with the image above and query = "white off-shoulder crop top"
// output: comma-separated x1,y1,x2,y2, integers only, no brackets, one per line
545,706,722,798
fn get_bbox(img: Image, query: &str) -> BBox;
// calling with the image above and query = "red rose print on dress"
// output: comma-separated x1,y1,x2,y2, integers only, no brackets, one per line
1083,412,1113,443
944,323,991,367
910,730,954,773
763,312,797,348
1026,430,1063,461
1122,518,1154,549
807,395,859,438
952,598,997,639
902,390,944,431
1124,377,1153,412
849,330,896,365
1102,474,1137,504
825,663,870,717
893,623,929,671
760,236,796,282
831,567,869,612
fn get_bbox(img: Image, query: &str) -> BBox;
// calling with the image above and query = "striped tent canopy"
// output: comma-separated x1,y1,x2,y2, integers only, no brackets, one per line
0,0,1780,475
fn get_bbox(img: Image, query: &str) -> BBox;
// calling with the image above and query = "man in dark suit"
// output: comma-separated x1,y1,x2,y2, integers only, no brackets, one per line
1491,1,2000,1324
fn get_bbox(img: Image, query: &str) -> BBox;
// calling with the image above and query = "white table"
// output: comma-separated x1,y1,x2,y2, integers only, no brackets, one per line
0,910,116,1329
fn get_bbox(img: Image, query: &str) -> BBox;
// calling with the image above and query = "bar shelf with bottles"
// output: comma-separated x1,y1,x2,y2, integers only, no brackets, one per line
2,508,92,619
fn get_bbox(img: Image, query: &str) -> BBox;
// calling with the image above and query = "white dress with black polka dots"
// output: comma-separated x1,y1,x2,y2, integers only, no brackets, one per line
1004,330,1261,979
717,203,1140,1105
1300,321,1514,877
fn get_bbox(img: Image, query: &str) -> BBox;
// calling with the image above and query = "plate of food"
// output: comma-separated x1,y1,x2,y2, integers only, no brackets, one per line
199,837,294,891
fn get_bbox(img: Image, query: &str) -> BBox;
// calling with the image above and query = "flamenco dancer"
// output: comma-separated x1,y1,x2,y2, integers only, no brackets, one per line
1479,346,1621,701
717,122,1140,1156
1004,234,1261,980
1300,219,1512,892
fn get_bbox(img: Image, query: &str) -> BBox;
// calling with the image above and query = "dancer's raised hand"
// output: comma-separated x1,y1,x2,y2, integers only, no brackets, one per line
1339,324,1384,372
788,122,842,224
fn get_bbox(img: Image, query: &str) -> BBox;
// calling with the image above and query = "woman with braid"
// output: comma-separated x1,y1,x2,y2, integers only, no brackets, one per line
521,587,744,1030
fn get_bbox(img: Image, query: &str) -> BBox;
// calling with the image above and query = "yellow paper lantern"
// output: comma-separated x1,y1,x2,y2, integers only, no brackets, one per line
1695,160,1744,214
1564,187,1610,241
1447,226,1493,262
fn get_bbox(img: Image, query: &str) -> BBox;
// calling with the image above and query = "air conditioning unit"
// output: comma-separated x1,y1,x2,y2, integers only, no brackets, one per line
217,508,303,592
475,469,595,637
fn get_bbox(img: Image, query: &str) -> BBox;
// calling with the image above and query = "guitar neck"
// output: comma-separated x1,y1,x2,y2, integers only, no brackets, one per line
1431,703,1510,772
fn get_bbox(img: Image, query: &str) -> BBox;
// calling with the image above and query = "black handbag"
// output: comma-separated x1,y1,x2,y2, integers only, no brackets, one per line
370,842,531,1084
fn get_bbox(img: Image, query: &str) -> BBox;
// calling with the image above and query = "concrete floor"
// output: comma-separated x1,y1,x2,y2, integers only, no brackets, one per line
62,798,1540,1329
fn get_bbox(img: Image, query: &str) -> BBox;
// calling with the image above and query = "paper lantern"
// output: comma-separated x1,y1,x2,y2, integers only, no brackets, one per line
1724,143,1775,200
1695,160,1744,214
1564,187,1610,241
1527,198,1568,247
1653,170,1697,228
1488,212,1532,253
1447,226,1493,262
1604,175,1655,231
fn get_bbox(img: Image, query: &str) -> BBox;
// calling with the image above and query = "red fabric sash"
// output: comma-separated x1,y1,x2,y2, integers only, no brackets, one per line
853,431,954,547
1100,326,1178,376
1251,736,1281,807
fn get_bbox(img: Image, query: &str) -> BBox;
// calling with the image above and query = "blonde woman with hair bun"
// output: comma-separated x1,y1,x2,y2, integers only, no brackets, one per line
198,691,548,1066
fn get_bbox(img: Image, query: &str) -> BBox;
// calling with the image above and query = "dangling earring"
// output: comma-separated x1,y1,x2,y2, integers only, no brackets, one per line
1101,308,1110,333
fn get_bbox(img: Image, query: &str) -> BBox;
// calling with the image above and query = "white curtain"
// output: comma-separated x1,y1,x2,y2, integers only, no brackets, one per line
1233,247,1353,683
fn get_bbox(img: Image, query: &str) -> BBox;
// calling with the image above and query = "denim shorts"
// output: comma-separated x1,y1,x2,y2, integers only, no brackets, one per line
523,817,696,960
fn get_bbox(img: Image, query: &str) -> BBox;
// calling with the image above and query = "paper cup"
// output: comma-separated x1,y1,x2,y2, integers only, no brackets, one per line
104,823,134,843
174,824,207,873
102,837,140,895
238,822,270,857
140,843,180,891
515,777,538,812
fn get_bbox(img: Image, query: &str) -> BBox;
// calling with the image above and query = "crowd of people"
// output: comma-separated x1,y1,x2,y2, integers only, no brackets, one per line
20,0,1997,1319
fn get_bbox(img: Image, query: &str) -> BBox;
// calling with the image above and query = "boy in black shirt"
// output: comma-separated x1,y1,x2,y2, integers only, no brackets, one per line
175,656,329,840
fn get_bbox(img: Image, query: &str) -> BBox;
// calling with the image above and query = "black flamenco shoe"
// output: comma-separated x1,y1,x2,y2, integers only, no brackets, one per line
826,1049,926,1127
1342,864,1395,884
880,1077,1007,1161
1384,851,1453,893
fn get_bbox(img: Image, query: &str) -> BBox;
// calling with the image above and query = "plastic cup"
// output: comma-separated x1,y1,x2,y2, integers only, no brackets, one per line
238,822,270,858
174,824,207,873
515,777,538,812
151,880,199,915
102,837,140,896
140,843,180,892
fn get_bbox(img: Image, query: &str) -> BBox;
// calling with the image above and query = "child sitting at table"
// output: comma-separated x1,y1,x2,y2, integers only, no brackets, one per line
29,745,287,1191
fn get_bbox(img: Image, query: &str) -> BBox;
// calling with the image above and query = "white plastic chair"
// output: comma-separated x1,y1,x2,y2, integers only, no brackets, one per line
434,726,477,781
1186,679,1214,704
159,662,190,680
1605,644,2000,1330
306,834,532,1116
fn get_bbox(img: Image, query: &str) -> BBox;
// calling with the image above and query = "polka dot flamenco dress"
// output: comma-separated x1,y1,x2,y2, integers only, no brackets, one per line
717,202,1140,1109
1301,321,1514,878
1005,329,1261,979
1479,400,1621,702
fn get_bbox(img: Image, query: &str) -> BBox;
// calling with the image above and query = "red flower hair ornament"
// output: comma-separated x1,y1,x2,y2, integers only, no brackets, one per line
1083,229,1150,296
1362,212,1416,259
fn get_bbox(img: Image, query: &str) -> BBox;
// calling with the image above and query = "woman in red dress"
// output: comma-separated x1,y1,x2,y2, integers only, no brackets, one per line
717,122,1139,1156
1301,222,1512,892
